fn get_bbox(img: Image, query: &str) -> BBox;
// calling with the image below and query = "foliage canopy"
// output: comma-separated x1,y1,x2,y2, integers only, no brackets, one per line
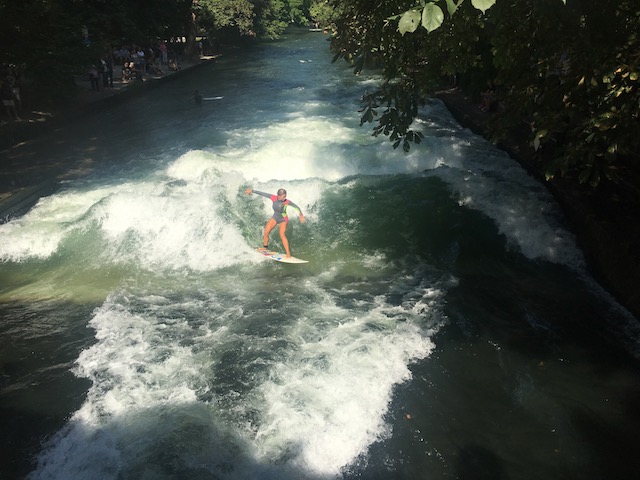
328,0,639,187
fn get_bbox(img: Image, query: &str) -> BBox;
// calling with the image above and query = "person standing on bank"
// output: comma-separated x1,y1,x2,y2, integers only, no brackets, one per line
245,187,305,258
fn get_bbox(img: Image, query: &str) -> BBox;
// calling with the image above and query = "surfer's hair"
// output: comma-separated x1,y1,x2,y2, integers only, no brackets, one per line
277,188,287,196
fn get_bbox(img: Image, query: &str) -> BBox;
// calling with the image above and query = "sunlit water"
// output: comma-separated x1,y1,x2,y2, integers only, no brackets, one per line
1,30,639,480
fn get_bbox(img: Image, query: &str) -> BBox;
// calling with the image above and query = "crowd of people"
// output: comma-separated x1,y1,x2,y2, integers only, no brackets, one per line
0,40,197,124
88,41,181,91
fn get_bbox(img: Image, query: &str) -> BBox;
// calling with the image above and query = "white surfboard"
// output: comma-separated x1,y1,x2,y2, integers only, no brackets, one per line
257,248,308,264
203,96,223,100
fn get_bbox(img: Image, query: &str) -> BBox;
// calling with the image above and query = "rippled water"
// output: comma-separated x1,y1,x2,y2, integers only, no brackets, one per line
1,29,639,480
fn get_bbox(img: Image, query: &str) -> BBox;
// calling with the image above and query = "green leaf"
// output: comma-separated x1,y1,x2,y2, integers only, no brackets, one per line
471,0,496,14
421,3,444,33
445,0,461,16
534,136,541,151
605,166,621,183
398,9,421,36
578,167,591,184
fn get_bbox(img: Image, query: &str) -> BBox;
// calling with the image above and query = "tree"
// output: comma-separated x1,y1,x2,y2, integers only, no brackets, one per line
309,0,338,28
328,0,640,187
0,0,294,104
287,0,313,25
253,0,289,39
199,0,255,37
0,0,95,99
196,0,290,44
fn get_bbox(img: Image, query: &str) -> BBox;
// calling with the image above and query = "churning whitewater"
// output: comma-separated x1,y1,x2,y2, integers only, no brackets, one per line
1,30,638,480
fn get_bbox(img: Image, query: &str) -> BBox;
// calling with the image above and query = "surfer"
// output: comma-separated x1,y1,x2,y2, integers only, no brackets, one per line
245,187,305,258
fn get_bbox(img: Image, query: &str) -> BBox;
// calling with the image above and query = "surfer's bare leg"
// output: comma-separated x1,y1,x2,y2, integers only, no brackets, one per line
262,218,277,248
279,222,291,257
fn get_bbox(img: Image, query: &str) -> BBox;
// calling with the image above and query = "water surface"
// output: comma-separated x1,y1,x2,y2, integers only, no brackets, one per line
1,29,639,480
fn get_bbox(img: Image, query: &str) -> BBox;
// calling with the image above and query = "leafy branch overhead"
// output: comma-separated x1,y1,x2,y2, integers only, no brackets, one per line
395,0,566,35
330,0,636,188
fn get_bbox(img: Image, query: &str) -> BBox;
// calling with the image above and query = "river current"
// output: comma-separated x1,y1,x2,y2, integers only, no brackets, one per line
1,29,639,480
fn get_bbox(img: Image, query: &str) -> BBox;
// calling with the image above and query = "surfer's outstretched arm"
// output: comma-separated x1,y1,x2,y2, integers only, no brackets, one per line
245,188,273,200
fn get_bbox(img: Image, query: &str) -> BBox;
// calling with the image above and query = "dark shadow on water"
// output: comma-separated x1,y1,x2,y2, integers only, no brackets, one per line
570,406,640,480
0,300,97,479
455,444,506,480
13,400,336,480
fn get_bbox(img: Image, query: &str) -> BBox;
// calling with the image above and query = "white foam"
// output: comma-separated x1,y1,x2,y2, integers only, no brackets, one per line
29,260,445,479
419,100,586,269
97,180,255,270
0,168,259,270
30,295,205,479
200,114,440,183
247,277,442,476
2,95,583,273
0,186,118,261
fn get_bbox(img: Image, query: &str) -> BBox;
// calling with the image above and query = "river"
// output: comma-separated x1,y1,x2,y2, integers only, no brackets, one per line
1,29,639,480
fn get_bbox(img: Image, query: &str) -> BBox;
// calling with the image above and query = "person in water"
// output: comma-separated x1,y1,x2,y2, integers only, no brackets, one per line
245,187,305,257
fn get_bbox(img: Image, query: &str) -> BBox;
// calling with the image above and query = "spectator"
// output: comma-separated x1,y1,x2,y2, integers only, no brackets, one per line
1,79,20,121
121,61,132,82
102,55,114,88
88,65,100,91
479,80,496,112
159,41,168,65
3,70,21,113
135,48,146,79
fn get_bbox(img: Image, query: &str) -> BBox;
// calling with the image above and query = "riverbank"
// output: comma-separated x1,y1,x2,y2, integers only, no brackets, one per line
0,55,221,149
435,88,640,320
0,55,219,219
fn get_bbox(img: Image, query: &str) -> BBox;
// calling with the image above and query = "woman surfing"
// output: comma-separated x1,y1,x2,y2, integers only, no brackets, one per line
245,187,305,258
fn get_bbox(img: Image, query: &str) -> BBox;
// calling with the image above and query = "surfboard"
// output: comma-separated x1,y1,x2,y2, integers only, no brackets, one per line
203,96,223,100
257,248,308,264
